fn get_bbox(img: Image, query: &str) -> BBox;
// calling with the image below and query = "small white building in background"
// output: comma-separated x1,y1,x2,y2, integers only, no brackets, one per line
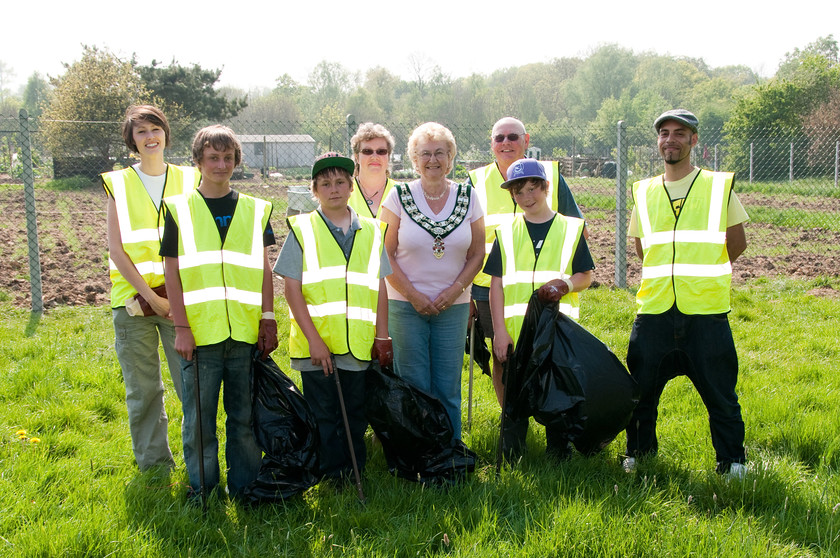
238,134,316,170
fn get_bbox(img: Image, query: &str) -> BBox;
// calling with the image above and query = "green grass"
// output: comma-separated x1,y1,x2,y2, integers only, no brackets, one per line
1,278,840,556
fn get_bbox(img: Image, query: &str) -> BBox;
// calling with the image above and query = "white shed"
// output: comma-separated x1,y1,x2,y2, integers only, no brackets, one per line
238,134,316,170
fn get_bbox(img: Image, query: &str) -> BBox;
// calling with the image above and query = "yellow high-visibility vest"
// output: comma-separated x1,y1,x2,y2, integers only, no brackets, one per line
469,161,560,288
165,190,271,346
102,164,199,308
497,214,584,346
348,177,397,219
633,170,733,314
287,211,385,361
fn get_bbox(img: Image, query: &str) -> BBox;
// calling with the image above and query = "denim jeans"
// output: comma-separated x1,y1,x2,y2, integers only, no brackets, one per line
180,338,262,498
388,300,469,438
113,307,182,470
625,307,746,467
301,368,367,480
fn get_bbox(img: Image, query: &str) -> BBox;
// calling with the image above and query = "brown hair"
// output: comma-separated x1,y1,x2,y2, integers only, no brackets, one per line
121,105,170,154
191,125,242,166
509,177,548,196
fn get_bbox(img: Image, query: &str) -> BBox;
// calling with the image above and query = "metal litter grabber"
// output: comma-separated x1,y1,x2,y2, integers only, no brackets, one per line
332,358,366,504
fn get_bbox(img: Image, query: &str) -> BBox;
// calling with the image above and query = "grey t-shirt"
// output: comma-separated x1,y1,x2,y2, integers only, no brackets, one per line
274,207,391,372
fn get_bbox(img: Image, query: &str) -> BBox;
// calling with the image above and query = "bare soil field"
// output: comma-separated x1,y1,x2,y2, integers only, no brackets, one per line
1,180,839,310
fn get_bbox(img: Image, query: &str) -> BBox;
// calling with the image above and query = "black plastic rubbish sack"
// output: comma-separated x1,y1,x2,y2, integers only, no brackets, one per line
365,365,476,485
243,354,320,504
464,312,492,377
505,292,639,455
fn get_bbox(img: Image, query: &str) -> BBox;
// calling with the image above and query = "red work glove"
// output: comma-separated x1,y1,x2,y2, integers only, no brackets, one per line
257,319,278,359
537,280,570,303
371,337,393,367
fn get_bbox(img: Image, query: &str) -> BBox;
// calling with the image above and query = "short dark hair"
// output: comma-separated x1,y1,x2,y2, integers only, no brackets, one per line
509,177,548,196
311,166,354,193
191,125,242,167
121,105,170,154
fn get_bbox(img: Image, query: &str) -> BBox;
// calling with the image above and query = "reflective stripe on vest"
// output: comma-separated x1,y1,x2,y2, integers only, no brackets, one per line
287,212,383,361
166,191,270,346
103,164,199,308
469,161,560,288
497,214,584,346
634,170,733,315
348,178,397,219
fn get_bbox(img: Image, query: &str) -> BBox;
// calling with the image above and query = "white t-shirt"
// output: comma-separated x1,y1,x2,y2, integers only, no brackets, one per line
381,179,483,304
133,163,166,210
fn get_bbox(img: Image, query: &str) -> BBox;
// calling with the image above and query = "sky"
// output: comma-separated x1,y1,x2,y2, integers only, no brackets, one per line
3,0,839,95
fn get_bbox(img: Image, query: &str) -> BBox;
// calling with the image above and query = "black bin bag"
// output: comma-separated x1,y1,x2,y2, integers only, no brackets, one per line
507,292,640,455
365,365,476,485
243,354,320,504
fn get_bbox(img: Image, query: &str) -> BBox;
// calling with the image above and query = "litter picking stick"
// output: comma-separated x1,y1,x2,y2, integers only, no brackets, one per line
467,320,475,432
193,349,207,511
495,344,514,479
332,360,365,503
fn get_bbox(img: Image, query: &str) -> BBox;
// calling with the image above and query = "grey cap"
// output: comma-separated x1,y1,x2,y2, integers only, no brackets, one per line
654,109,699,134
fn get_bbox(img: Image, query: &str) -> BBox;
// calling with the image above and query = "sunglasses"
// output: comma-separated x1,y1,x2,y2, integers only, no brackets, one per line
493,133,523,143
360,148,389,156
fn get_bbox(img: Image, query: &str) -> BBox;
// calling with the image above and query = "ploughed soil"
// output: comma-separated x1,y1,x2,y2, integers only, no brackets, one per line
1,180,839,310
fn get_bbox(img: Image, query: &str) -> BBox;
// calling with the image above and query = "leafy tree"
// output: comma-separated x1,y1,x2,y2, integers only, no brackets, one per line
725,48,840,179
565,44,638,124
0,60,14,104
22,72,49,118
776,35,838,80
137,59,247,121
801,86,840,170
41,45,150,168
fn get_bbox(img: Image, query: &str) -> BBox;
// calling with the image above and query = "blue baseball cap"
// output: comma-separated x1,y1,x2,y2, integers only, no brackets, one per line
501,158,546,189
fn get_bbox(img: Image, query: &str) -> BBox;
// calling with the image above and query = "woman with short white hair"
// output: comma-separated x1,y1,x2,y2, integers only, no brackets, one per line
379,122,485,438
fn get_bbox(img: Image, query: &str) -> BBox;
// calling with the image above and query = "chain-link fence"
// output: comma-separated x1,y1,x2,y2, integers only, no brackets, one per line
2,111,839,311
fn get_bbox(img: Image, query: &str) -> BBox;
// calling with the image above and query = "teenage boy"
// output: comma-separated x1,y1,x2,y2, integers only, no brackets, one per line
274,152,393,482
486,158,594,460
102,104,200,471
160,125,278,501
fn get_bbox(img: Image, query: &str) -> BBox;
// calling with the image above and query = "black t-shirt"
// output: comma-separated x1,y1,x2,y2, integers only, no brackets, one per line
484,215,595,277
159,189,275,257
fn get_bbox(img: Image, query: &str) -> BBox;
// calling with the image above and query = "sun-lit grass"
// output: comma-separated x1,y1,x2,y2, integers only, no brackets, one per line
1,278,839,556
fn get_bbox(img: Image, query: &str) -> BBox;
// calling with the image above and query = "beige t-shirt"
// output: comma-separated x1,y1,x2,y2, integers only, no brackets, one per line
628,168,749,237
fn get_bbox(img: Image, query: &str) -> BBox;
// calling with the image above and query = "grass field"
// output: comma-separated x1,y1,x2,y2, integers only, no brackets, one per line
2,277,839,556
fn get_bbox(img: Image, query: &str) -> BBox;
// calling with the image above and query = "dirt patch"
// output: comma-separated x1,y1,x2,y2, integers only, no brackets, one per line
1,181,838,310
807,286,840,299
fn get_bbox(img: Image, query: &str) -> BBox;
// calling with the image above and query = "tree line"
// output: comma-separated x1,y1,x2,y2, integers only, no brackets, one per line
1,36,838,180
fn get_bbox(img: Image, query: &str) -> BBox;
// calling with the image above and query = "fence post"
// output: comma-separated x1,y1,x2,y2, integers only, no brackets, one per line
714,144,719,171
835,141,838,190
790,142,794,183
19,109,43,313
749,142,754,184
345,114,356,158
615,121,627,289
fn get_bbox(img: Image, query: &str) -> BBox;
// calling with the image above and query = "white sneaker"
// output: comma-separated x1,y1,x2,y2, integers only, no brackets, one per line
622,457,636,473
725,462,747,481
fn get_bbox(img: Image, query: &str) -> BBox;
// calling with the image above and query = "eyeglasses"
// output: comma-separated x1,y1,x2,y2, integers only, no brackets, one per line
492,133,524,143
419,150,449,161
360,148,389,156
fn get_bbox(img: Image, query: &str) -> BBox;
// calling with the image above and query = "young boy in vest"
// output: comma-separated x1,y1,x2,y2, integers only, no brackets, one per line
102,105,200,472
275,152,392,482
160,125,278,502
485,158,594,461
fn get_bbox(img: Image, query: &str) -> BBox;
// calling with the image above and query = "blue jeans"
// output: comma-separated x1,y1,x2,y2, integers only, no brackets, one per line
180,338,262,498
113,307,182,470
389,300,469,438
625,307,746,469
